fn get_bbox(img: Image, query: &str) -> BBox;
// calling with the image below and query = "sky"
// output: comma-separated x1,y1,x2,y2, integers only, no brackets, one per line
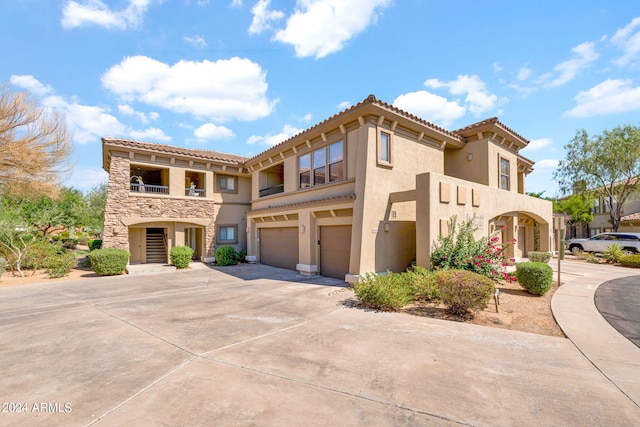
2,1,640,196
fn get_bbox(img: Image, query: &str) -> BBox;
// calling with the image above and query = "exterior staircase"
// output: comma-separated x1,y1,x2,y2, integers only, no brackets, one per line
146,229,167,263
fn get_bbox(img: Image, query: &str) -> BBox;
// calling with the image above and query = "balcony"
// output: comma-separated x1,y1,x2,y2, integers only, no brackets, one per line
185,187,206,197
130,183,169,194
259,184,284,198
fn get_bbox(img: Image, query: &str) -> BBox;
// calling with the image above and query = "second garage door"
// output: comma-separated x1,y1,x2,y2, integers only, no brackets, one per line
260,227,299,270
320,225,352,280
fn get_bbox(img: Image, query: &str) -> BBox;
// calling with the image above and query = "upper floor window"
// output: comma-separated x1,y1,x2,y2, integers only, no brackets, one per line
499,158,510,190
299,141,344,189
379,132,391,164
593,198,600,214
216,175,238,194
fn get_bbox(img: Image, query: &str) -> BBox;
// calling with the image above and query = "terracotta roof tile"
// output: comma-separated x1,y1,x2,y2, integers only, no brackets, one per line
453,117,529,144
622,212,640,222
102,137,248,165
247,194,356,215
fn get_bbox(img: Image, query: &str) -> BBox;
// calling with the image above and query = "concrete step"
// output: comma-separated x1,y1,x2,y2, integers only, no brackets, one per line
126,264,176,276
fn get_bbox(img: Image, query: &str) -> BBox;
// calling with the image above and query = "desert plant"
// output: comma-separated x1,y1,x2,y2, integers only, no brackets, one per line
435,270,494,317
61,238,78,250
170,245,194,269
88,239,103,251
528,251,551,263
215,246,238,266
88,248,129,276
602,244,625,264
353,272,414,311
516,262,553,295
585,253,600,263
620,254,640,268
43,251,77,278
404,266,439,302
430,216,514,282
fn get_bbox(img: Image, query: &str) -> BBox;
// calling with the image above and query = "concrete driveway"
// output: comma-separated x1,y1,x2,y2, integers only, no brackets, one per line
1,263,639,426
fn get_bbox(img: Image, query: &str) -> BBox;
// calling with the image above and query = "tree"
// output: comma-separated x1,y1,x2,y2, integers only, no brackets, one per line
83,183,107,236
0,83,72,197
554,125,640,231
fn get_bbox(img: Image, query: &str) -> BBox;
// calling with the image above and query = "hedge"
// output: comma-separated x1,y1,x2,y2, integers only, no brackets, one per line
619,254,640,268
516,262,553,295
170,246,194,269
88,239,103,251
528,251,551,263
215,246,238,266
88,248,130,276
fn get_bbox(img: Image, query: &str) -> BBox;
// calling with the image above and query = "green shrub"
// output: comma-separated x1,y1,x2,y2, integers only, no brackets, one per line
88,239,103,251
353,272,414,311
170,246,194,269
516,262,553,295
603,244,625,264
435,270,495,317
61,238,78,250
430,216,512,282
77,236,89,246
215,246,238,266
619,254,640,268
528,251,551,263
235,249,247,263
0,257,7,278
88,248,129,276
44,252,77,278
404,266,439,302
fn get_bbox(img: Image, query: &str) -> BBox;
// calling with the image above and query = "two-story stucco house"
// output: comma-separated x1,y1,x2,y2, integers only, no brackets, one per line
102,95,552,282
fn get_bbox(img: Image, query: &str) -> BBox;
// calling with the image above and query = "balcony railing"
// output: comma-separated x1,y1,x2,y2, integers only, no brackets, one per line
130,183,169,194
259,184,284,198
185,188,206,197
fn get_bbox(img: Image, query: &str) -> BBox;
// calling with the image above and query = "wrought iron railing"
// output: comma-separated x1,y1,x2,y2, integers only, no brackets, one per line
259,184,284,197
130,183,169,194
185,188,206,197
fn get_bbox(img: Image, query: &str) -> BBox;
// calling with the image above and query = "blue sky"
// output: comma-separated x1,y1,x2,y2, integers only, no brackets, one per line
3,1,640,196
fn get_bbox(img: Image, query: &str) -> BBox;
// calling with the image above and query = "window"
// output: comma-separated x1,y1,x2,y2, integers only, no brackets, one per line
217,225,238,244
593,198,600,214
216,175,237,194
499,158,510,190
299,141,344,189
379,132,391,163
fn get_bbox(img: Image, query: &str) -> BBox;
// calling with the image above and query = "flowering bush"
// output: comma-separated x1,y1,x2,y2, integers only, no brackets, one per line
430,216,516,283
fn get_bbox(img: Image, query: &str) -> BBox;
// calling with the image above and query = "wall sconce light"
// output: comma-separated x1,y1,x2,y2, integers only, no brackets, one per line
467,154,473,161
300,225,306,233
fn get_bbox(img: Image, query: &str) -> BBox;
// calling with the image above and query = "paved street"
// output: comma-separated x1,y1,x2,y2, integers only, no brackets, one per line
0,262,639,426
595,276,640,347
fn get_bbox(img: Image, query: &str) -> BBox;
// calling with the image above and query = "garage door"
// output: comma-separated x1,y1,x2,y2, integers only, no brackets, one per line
320,225,352,280
260,227,299,270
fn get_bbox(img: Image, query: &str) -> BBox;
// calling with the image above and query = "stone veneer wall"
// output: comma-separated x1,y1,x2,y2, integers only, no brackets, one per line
103,155,217,257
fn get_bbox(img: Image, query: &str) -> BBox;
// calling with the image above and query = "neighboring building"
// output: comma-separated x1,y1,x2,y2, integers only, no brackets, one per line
102,95,552,282
580,192,640,237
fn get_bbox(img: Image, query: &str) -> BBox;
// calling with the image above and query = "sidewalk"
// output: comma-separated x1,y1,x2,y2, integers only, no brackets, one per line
551,258,640,407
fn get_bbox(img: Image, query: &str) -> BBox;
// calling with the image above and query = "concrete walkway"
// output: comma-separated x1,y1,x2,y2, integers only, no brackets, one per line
0,262,639,426
551,258,640,408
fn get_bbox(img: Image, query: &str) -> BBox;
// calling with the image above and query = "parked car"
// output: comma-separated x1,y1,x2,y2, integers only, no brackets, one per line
566,232,640,254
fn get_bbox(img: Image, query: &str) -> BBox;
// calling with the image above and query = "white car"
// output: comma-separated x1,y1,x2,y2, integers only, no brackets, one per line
567,232,640,254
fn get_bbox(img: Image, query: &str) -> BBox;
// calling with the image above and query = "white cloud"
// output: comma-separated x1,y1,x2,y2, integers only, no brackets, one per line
392,91,466,127
273,0,392,59
493,62,504,73
247,124,302,145
194,123,235,140
61,0,152,30
522,138,553,151
229,0,242,8
538,42,599,88
67,167,109,190
517,67,532,81
337,101,352,110
117,104,158,124
249,0,284,35
564,78,640,118
129,127,171,141
101,55,277,122
611,16,640,66
532,159,559,172
184,35,207,48
9,75,53,96
424,74,504,116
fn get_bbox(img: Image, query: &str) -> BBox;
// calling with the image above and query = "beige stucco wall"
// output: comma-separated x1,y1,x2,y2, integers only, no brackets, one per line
415,172,552,269
350,121,445,275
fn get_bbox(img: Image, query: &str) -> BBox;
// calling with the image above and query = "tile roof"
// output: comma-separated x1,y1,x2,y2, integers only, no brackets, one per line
621,212,640,222
102,137,248,165
453,117,530,144
247,194,356,215
245,94,464,163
